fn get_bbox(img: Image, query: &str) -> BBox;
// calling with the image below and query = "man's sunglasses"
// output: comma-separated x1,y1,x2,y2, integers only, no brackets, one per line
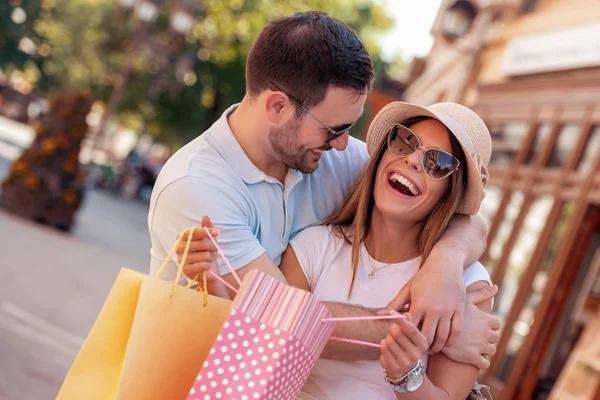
270,82,355,144
387,124,460,180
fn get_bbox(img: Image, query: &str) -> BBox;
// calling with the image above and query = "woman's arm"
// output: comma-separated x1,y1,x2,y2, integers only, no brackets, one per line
382,280,494,400
279,245,311,291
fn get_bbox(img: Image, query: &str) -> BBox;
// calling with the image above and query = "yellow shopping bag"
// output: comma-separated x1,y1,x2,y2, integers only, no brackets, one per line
57,229,232,400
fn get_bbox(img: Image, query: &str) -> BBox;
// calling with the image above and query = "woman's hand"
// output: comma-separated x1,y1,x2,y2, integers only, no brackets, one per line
380,314,429,381
175,216,222,282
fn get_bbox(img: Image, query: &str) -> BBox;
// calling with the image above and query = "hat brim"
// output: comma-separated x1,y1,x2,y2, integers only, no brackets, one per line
366,102,483,215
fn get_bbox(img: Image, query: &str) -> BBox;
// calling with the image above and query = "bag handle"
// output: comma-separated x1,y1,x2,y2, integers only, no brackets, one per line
155,227,210,304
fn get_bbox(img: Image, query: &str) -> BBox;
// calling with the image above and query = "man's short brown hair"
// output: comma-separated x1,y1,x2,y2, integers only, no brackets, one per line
246,11,374,111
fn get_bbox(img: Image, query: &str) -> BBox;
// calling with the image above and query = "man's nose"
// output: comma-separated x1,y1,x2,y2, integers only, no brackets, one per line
328,132,349,151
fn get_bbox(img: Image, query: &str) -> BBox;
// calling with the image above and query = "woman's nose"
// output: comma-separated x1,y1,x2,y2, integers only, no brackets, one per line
404,148,424,172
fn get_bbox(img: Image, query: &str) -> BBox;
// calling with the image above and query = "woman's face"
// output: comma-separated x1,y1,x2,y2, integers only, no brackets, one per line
373,119,454,223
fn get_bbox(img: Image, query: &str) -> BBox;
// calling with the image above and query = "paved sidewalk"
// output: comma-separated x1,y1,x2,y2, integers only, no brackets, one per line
0,190,151,400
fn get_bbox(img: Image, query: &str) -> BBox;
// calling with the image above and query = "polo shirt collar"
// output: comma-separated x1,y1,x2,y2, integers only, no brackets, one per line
209,104,267,185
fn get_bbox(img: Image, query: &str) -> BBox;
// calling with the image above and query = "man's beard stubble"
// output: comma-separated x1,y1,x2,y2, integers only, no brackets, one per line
268,118,330,174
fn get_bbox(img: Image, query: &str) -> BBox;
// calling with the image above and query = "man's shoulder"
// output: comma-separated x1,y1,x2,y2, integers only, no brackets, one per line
149,135,249,215
155,135,239,191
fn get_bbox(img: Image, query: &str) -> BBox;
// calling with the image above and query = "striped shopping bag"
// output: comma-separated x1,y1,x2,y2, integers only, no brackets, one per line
188,269,335,400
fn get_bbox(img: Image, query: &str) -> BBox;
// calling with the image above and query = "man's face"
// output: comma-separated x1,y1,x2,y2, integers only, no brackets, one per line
269,87,366,174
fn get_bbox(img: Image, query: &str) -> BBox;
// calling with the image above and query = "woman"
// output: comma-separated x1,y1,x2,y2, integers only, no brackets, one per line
181,101,493,399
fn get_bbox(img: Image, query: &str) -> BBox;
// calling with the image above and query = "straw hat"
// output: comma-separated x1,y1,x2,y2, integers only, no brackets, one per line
365,102,492,215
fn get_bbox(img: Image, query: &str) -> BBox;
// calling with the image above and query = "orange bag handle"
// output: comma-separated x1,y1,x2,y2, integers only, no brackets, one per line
155,227,209,305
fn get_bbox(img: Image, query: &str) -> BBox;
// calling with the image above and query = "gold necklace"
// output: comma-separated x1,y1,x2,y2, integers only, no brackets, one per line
364,243,420,279
366,253,392,279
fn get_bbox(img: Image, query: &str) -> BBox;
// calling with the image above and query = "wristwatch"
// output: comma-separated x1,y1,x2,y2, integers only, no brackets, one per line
383,359,425,393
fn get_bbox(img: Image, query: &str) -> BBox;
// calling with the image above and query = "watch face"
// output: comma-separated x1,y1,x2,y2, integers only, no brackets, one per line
406,373,424,392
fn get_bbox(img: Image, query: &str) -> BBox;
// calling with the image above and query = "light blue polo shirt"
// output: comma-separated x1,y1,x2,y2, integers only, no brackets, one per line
148,104,368,282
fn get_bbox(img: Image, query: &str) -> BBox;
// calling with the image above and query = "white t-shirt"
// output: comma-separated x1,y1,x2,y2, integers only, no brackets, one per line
290,225,491,400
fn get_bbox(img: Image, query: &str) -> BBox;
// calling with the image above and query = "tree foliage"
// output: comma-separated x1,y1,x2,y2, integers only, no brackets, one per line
2,0,395,148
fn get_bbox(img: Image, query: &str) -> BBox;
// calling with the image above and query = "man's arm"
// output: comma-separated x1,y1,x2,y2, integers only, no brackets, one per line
384,214,488,353
178,231,390,360
280,246,389,361
150,177,274,286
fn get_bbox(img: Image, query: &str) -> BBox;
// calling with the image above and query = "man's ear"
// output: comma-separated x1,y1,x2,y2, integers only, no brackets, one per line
264,91,293,126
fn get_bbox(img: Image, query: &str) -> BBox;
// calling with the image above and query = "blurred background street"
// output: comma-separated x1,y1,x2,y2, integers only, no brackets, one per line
0,190,148,400
1,0,600,399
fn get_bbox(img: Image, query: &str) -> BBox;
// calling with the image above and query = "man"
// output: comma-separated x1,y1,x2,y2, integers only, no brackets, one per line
149,11,499,367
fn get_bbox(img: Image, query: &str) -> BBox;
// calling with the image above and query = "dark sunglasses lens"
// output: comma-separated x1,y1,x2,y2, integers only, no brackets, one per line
388,125,419,156
424,150,458,179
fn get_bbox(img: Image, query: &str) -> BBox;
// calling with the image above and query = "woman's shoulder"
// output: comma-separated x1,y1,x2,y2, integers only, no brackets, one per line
292,224,348,243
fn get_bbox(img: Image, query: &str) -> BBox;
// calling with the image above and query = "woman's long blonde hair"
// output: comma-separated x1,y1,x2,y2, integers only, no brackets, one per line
323,117,469,298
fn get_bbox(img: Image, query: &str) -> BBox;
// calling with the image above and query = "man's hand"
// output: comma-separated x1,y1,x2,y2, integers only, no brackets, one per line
175,216,222,282
441,285,501,370
385,262,466,354
385,214,489,353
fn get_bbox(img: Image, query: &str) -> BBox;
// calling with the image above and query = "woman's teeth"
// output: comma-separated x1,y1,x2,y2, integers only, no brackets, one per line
389,173,420,196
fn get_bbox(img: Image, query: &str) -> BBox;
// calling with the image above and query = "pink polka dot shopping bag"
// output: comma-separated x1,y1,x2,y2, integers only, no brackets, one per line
187,268,336,400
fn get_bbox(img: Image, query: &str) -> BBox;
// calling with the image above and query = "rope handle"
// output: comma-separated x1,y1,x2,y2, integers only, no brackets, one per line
204,227,242,287
155,226,242,302
154,227,209,303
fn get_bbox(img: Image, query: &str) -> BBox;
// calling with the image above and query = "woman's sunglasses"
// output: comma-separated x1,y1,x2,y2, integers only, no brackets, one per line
387,124,460,180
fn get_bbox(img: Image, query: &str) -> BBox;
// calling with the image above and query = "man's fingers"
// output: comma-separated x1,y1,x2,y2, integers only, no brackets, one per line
386,283,411,312
466,284,498,305
446,308,462,347
176,238,218,255
484,343,497,357
489,329,500,344
476,355,491,370
201,215,214,229
182,262,214,279
419,316,439,349
489,315,502,331
429,316,451,353
175,227,219,241
178,252,214,265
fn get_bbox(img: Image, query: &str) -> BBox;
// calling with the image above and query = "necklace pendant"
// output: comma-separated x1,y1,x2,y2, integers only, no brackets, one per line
368,271,374,279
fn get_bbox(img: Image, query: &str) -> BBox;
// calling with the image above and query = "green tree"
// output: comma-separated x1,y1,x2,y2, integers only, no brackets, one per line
4,0,395,149
0,1,44,80
142,0,395,146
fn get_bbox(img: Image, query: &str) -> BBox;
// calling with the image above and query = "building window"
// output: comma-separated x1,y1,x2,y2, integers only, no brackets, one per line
547,124,580,168
578,126,600,174
441,0,477,40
